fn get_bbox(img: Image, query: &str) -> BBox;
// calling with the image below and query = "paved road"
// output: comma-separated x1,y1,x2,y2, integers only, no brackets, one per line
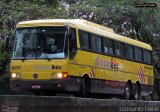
0,95,160,112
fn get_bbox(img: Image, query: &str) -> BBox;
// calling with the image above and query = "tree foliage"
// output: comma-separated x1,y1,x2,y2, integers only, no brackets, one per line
69,0,160,42
0,0,67,35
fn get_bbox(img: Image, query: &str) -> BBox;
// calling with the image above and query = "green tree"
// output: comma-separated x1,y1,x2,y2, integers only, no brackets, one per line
0,0,67,35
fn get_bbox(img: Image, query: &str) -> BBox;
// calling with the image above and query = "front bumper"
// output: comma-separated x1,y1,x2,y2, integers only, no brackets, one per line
10,77,80,92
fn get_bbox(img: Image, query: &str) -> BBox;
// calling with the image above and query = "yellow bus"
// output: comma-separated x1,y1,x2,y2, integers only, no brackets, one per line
10,19,154,99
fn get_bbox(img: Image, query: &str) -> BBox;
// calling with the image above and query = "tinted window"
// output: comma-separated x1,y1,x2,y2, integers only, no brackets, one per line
125,44,134,59
134,47,142,62
103,38,114,54
12,27,67,59
115,41,124,57
91,34,102,53
79,30,90,50
143,50,152,64
69,29,77,59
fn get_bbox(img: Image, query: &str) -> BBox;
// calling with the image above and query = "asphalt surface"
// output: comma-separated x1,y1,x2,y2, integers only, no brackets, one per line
0,95,160,112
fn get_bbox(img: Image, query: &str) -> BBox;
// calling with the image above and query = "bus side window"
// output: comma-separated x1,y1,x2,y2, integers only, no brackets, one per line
91,34,102,53
103,38,113,54
69,29,77,59
79,30,90,51
125,44,134,60
134,47,143,62
115,41,124,57
143,50,151,64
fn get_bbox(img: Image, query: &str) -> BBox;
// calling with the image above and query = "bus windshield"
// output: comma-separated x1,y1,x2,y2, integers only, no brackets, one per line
12,27,67,59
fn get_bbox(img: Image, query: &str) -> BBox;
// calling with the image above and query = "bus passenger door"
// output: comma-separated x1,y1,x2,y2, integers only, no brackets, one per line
69,28,77,60
68,28,79,91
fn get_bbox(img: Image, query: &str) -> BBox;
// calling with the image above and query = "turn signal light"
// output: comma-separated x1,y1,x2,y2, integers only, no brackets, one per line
62,72,67,79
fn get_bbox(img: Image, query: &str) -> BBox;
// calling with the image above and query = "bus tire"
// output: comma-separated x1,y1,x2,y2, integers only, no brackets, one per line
123,82,132,100
133,84,141,100
79,77,90,98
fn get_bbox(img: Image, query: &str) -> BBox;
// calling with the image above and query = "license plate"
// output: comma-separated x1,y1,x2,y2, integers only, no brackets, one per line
32,85,41,89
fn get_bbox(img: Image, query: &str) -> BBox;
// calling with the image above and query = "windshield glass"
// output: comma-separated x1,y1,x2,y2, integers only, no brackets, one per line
12,27,67,59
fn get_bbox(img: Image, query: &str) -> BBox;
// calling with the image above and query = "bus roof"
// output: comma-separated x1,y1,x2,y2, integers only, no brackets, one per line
17,19,152,50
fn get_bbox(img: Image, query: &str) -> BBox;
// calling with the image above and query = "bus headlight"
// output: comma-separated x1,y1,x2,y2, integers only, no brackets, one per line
52,72,67,79
57,73,63,78
11,73,21,79
11,73,16,78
